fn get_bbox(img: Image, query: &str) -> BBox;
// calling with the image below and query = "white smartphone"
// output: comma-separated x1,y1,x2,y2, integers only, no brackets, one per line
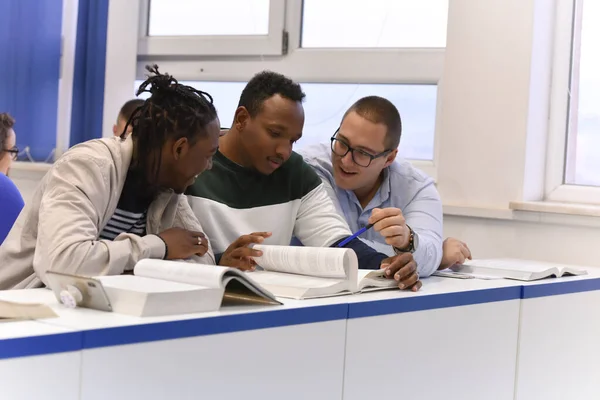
45,271,113,312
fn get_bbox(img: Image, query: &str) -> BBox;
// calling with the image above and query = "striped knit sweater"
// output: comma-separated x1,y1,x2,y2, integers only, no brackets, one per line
186,151,388,269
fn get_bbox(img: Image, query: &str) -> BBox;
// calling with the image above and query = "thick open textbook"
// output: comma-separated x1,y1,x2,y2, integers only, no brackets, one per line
47,260,281,317
434,258,587,281
248,245,398,299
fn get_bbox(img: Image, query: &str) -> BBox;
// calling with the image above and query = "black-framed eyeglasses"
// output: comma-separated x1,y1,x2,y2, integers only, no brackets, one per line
330,130,391,168
3,147,19,161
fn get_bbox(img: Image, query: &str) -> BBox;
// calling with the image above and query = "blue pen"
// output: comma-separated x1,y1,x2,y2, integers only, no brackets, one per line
336,223,374,247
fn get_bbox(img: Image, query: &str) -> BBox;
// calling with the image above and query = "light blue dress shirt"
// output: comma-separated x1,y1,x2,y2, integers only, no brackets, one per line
298,142,443,277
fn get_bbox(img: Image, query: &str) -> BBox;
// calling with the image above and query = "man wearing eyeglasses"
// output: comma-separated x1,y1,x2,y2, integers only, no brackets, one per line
298,96,450,278
0,112,24,244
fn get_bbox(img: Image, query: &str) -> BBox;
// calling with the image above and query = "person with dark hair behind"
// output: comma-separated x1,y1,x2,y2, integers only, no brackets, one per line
187,71,422,291
0,65,258,290
0,112,24,245
113,98,146,137
0,112,19,176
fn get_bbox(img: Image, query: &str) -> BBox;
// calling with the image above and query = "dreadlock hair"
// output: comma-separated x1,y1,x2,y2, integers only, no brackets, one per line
125,64,218,188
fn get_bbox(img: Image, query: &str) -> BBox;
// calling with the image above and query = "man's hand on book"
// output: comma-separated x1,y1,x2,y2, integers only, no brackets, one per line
219,232,272,271
439,237,472,270
158,228,209,259
381,253,421,292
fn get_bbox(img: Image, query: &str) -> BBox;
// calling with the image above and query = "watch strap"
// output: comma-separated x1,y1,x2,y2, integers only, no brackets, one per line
394,225,415,253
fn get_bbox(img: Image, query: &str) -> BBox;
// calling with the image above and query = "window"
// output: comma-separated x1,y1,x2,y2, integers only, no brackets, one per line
300,83,437,160
301,0,449,48
546,0,600,204
148,0,270,36
133,0,446,178
134,81,437,161
564,0,600,186
138,0,285,56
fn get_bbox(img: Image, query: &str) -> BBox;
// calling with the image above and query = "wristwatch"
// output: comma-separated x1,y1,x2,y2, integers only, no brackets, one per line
394,225,418,254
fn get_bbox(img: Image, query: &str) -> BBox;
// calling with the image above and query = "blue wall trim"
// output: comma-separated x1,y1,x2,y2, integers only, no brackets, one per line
69,0,109,147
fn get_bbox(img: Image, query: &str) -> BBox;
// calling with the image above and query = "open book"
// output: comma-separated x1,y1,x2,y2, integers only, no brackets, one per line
46,260,281,317
248,245,398,299
0,300,57,322
434,258,588,281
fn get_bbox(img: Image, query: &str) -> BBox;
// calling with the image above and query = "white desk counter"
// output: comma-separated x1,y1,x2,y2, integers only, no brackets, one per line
0,289,349,400
0,316,81,400
342,277,524,400
514,273,600,400
1,273,600,400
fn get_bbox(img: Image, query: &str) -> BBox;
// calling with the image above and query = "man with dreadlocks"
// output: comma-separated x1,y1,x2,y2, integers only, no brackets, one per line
0,65,260,290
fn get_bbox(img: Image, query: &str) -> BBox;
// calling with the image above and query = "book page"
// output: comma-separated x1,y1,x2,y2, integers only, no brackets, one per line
358,269,386,281
558,266,588,276
253,245,353,279
249,270,349,299
0,300,58,321
457,259,591,281
96,275,204,293
221,278,282,306
250,270,343,289
357,269,397,291
463,258,564,273
433,270,504,280
132,259,226,289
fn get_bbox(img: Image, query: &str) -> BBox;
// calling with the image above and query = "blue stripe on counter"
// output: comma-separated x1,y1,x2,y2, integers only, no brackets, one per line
0,331,83,360
521,277,600,299
83,303,349,349
348,286,522,319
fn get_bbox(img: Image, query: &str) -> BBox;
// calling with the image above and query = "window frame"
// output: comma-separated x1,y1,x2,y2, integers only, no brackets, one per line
135,0,446,179
137,0,286,57
55,0,78,159
545,0,600,204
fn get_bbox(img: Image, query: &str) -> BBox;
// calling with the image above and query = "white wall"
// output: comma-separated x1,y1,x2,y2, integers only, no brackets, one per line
11,0,600,268
11,167,44,205
444,214,600,267
438,0,600,268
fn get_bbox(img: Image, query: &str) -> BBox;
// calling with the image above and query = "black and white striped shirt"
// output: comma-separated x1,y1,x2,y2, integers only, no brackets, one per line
99,208,147,240
98,168,153,241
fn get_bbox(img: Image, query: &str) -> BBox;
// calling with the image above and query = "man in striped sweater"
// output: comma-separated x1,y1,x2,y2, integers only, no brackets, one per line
186,71,421,291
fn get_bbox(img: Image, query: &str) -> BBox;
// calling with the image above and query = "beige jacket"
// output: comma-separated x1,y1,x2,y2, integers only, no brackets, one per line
0,137,215,290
